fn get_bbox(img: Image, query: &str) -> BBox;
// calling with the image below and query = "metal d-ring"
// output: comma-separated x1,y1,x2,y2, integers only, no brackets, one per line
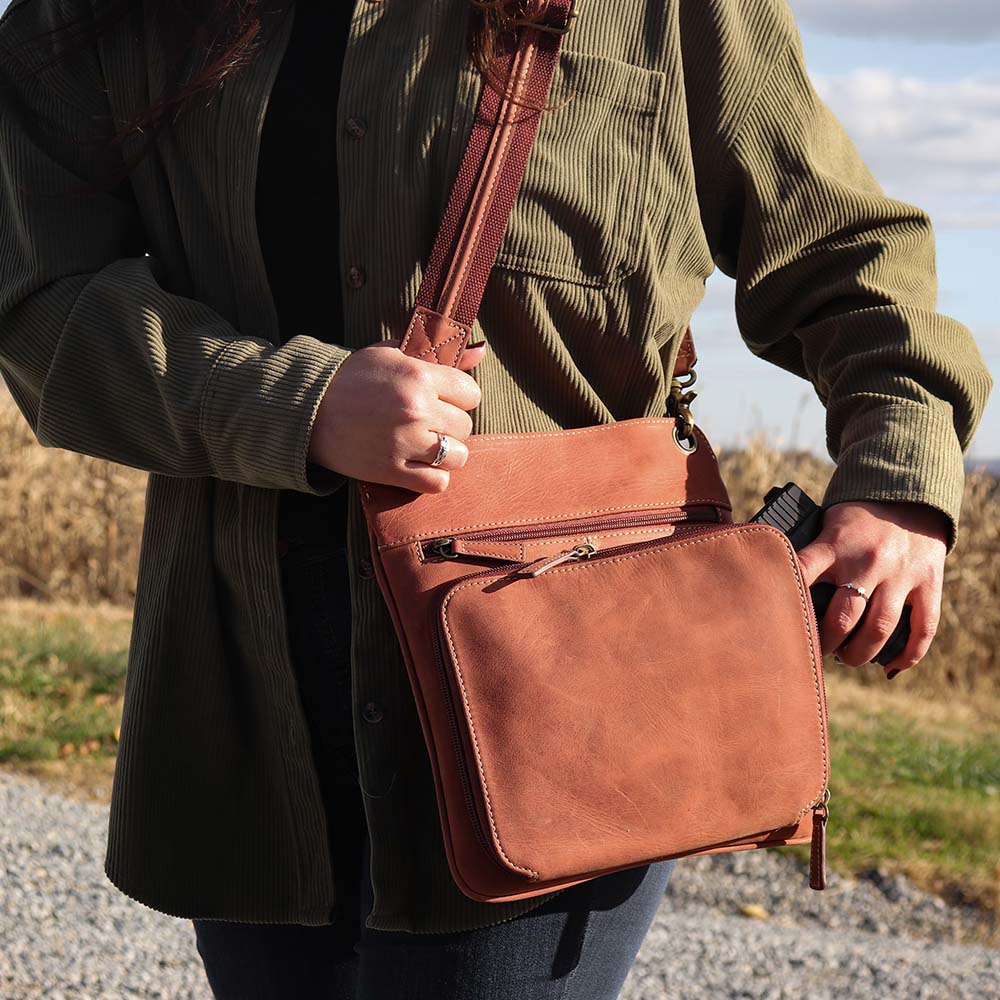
673,422,698,453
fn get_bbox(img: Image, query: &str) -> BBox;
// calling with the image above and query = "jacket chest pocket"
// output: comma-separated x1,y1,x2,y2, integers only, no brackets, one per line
492,50,666,288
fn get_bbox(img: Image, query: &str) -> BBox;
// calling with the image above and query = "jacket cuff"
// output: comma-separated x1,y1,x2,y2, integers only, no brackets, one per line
821,403,966,554
201,334,352,494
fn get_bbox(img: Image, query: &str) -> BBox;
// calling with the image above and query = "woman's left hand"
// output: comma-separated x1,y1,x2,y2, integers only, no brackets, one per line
795,500,949,678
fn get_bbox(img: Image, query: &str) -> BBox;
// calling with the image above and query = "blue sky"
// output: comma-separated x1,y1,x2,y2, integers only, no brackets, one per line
694,0,1000,462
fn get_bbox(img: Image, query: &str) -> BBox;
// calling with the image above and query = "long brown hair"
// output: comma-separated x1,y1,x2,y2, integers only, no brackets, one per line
0,0,552,189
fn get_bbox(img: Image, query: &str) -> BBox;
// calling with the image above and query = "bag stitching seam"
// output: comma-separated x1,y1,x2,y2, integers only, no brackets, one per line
439,524,827,878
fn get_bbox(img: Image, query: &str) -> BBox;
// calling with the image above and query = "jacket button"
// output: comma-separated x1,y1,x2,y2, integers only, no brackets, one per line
347,265,366,289
362,702,384,724
358,557,376,579
345,116,367,140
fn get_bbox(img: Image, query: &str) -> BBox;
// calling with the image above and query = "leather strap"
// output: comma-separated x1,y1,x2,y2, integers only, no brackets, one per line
399,0,697,378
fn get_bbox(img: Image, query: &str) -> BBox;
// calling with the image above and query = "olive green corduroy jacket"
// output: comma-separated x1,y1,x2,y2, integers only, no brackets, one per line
0,0,992,932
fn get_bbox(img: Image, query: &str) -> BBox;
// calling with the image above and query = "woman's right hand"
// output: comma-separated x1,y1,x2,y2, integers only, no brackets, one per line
307,338,488,492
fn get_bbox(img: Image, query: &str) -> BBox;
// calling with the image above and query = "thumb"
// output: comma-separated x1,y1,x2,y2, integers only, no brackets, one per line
457,340,488,371
366,337,404,351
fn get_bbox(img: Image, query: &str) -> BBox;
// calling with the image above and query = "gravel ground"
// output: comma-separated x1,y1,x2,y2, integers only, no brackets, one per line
1,770,996,1000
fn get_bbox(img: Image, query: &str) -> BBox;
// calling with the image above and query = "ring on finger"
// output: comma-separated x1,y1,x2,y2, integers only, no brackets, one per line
429,432,450,468
836,581,870,602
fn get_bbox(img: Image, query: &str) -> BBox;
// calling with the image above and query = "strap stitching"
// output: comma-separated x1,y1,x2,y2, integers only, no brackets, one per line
450,36,538,317
400,308,471,366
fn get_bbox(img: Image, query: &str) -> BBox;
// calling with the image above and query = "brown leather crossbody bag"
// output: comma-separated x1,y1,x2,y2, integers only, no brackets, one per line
360,0,831,903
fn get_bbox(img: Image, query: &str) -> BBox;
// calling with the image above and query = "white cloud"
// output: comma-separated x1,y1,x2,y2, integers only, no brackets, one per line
811,68,1000,227
790,0,1000,43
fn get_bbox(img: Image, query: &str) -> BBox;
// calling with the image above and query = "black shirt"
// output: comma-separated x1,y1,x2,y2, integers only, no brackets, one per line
257,2,353,541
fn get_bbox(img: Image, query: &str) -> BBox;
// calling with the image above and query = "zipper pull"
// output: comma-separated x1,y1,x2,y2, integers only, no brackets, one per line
809,789,830,890
521,543,597,577
425,537,458,559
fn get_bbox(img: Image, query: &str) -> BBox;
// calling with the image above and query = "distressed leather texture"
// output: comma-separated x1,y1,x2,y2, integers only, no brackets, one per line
361,421,830,902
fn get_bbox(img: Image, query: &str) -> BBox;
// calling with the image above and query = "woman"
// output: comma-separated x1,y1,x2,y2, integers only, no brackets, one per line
0,0,992,997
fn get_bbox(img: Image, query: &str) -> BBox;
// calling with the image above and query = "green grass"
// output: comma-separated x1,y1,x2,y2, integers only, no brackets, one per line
1,600,998,913
817,710,1000,908
0,600,131,763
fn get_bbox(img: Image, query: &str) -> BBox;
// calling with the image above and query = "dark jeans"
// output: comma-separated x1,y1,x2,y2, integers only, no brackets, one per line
192,500,676,1000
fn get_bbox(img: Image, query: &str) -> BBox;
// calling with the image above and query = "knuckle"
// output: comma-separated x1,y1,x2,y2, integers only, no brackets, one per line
807,540,838,564
868,614,898,640
397,397,429,426
388,380,418,412
834,608,857,633
404,361,435,394
456,372,482,408
857,551,883,574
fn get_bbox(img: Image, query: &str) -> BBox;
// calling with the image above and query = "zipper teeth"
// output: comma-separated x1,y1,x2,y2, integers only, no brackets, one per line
437,521,731,585
575,522,722,559
440,505,720,546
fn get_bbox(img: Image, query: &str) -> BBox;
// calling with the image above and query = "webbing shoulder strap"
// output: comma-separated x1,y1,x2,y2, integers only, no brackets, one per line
399,0,697,377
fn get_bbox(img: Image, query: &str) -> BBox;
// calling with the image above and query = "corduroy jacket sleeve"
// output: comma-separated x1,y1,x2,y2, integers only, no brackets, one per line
0,4,351,496
684,1,993,553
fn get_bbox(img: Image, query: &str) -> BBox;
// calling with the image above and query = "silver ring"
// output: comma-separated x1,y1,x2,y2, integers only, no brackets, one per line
430,433,450,467
837,581,869,601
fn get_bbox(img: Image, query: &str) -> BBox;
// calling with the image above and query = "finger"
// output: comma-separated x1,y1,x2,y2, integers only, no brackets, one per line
405,431,470,472
836,584,906,667
431,365,483,412
883,581,941,678
456,342,487,372
427,400,474,441
390,465,451,494
795,539,838,589
818,583,871,658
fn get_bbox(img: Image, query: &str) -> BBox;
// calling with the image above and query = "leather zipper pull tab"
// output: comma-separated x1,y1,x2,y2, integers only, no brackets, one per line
809,789,830,890
522,543,597,577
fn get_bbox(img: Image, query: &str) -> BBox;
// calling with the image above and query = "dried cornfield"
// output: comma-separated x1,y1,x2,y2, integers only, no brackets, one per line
1,401,998,695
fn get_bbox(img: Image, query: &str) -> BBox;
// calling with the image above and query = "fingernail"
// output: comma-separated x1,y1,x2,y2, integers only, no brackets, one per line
886,668,900,680
467,339,486,349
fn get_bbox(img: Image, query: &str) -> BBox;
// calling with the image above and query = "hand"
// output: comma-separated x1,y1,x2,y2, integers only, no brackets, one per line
307,338,488,493
795,500,949,678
